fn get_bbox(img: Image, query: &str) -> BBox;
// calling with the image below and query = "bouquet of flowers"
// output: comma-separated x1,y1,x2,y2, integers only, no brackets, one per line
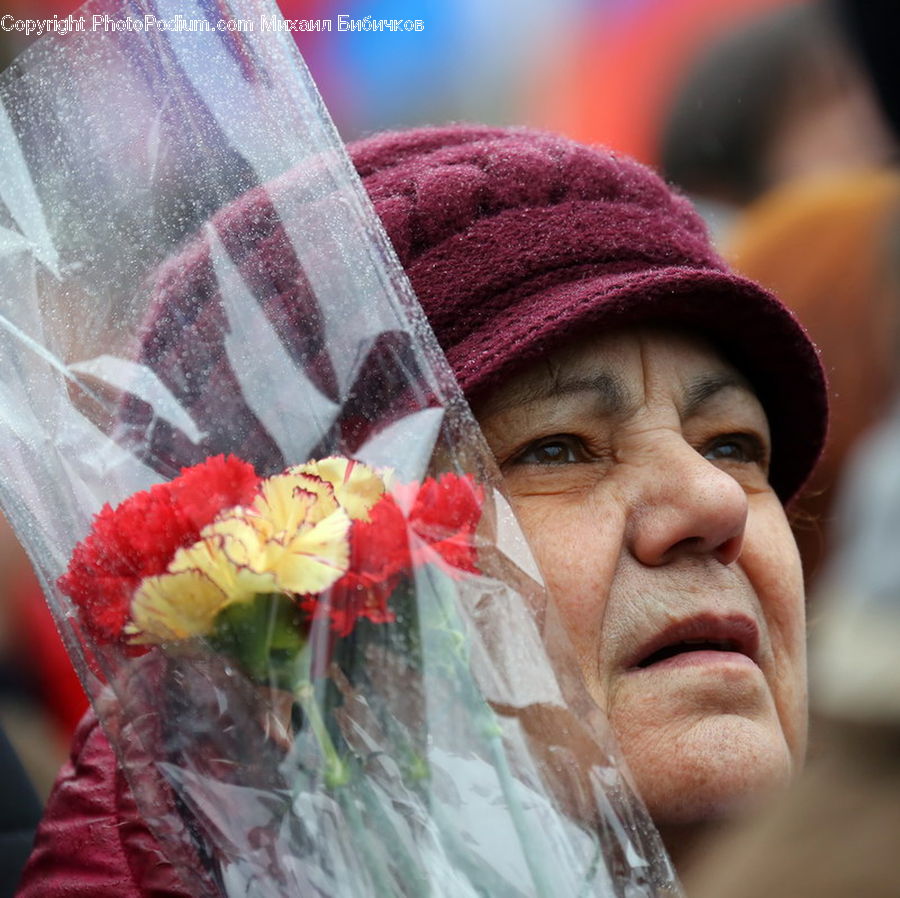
0,0,680,894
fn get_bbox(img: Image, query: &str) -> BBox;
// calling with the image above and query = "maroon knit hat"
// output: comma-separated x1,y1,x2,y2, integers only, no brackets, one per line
123,125,826,503
350,125,826,502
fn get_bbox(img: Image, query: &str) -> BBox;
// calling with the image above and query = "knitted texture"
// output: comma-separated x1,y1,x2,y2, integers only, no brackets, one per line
126,125,826,502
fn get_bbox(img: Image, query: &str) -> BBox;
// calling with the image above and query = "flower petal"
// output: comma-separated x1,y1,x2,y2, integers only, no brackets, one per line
254,473,338,531
290,457,386,521
273,507,351,594
171,530,279,598
128,569,231,643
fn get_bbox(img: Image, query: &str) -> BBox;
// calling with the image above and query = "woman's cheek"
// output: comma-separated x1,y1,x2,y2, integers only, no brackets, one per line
736,492,808,760
511,492,623,693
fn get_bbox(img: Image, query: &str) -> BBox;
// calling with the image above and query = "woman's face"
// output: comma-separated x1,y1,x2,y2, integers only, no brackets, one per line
476,327,807,827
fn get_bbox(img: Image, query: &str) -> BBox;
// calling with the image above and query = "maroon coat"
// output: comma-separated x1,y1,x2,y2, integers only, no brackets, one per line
15,711,190,897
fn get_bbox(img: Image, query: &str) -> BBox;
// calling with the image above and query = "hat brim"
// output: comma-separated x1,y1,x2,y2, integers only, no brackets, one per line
447,266,827,504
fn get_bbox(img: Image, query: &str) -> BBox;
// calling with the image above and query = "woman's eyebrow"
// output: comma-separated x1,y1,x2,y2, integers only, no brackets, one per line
682,372,754,417
498,372,630,415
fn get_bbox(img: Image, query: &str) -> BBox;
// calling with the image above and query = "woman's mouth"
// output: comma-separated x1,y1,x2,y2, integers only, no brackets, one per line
629,613,760,671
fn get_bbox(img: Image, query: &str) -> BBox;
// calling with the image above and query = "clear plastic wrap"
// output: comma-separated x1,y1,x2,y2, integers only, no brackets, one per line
0,1,680,894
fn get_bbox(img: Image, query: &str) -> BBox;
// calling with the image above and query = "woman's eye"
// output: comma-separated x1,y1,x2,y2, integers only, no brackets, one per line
513,436,586,466
701,433,766,466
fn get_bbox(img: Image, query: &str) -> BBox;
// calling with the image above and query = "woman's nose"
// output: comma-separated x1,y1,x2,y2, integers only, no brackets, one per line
626,440,749,567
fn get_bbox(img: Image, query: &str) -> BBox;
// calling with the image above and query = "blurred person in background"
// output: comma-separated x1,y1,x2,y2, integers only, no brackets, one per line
0,515,70,896
832,0,900,140
0,725,42,898
0,512,81,798
660,2,896,243
718,0,900,584
726,169,900,586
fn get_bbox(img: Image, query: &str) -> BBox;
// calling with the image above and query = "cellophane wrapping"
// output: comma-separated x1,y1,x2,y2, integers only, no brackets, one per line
0,1,680,894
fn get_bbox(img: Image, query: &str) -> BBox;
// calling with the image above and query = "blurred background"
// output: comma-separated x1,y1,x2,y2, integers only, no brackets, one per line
0,0,899,892
0,0,870,163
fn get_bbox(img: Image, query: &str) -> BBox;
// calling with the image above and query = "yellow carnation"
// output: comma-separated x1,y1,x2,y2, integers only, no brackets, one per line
289,457,387,521
127,465,356,644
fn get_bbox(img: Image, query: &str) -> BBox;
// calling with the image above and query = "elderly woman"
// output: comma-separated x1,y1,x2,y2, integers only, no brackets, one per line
16,125,826,895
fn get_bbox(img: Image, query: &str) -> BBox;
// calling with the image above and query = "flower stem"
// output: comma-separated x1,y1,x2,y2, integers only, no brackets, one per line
424,566,556,898
294,683,418,896
294,682,350,789
485,733,556,898
335,778,398,896
356,777,431,895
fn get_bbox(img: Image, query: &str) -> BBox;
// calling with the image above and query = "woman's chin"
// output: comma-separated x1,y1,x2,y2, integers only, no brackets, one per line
624,713,799,830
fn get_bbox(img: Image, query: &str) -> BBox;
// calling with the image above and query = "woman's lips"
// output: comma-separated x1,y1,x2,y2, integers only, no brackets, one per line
627,612,760,671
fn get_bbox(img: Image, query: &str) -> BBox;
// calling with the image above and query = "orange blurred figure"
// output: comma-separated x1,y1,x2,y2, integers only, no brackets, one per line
727,169,900,584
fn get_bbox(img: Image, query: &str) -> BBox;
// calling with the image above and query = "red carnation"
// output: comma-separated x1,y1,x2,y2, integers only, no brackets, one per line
58,455,259,644
403,473,484,576
168,453,261,532
304,494,410,637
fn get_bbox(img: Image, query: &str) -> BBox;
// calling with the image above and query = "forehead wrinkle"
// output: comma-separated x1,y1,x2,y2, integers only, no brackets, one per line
681,371,756,419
